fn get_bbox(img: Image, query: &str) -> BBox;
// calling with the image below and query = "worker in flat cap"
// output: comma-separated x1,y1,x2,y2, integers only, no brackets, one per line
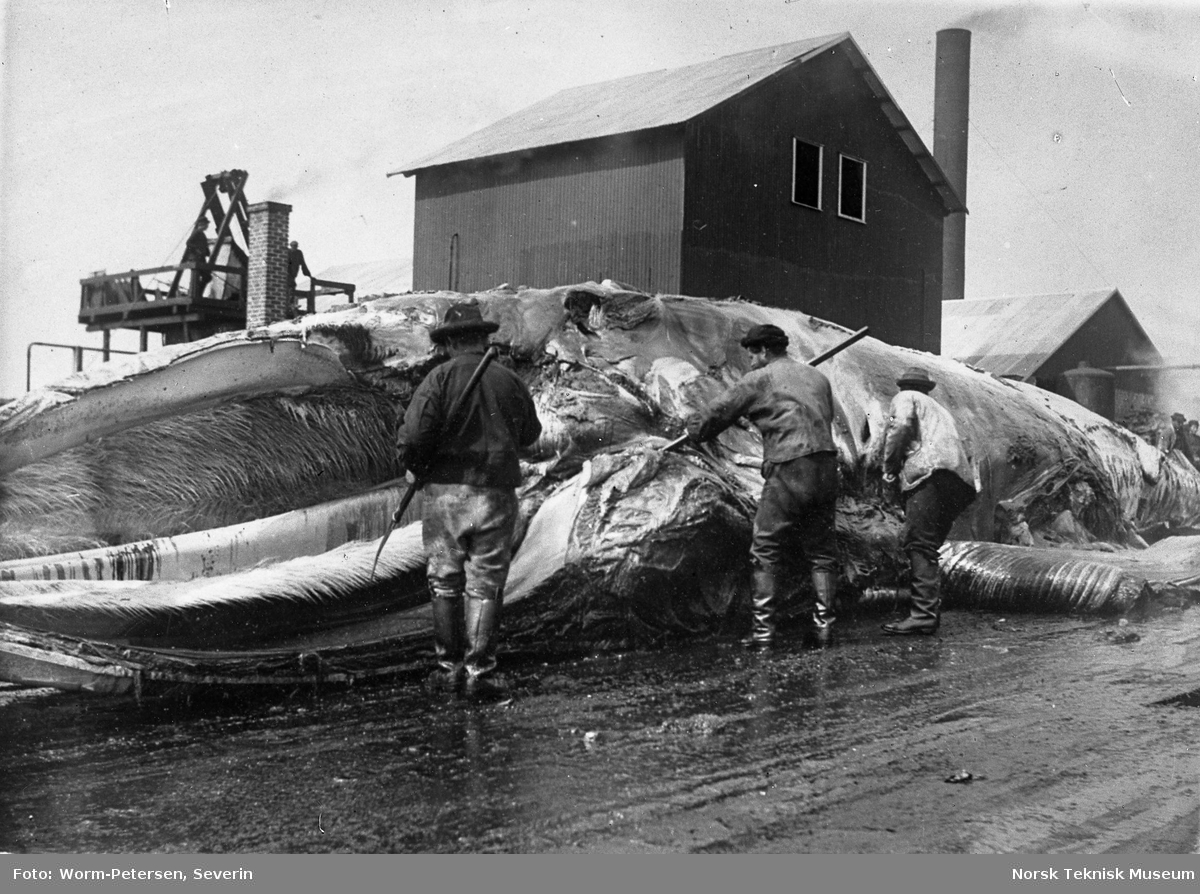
688,322,842,648
397,302,542,697
879,366,977,636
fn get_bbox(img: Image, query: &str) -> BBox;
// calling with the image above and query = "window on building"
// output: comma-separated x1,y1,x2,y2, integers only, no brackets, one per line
791,138,822,210
838,155,866,222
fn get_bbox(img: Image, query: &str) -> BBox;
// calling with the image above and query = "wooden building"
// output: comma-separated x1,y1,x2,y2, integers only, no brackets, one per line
941,288,1163,419
393,33,966,352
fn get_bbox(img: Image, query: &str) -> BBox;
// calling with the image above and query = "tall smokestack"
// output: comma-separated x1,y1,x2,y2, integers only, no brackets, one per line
934,28,970,305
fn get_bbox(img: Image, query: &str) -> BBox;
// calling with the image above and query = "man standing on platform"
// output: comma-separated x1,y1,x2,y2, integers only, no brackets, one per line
184,218,212,298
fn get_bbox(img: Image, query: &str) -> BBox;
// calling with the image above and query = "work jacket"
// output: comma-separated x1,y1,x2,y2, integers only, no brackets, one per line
398,350,542,488
881,389,975,493
689,355,836,464
185,230,209,264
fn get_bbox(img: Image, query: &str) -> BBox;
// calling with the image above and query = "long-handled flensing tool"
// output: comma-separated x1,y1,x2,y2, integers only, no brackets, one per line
658,325,869,454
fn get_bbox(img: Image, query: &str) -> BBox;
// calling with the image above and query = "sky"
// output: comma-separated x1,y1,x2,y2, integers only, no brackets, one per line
2,0,1199,400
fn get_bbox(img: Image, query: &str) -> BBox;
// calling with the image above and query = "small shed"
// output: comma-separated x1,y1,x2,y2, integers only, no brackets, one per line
941,288,1162,418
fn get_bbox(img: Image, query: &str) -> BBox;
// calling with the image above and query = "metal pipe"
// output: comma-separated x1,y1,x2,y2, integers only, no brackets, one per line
934,29,971,306
25,342,136,392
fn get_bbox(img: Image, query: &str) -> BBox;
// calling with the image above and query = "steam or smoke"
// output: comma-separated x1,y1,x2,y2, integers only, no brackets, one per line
264,167,332,203
948,6,1038,34
1151,368,1200,422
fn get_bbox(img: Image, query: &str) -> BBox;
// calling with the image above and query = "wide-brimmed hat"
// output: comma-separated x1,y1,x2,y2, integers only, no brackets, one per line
896,367,936,391
740,324,789,350
430,302,500,343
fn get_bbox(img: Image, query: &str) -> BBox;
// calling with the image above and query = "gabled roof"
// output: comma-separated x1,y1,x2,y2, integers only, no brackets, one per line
391,33,965,213
941,289,1161,379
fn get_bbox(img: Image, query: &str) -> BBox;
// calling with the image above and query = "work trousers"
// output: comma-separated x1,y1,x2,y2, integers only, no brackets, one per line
423,483,518,602
900,470,976,606
750,451,840,574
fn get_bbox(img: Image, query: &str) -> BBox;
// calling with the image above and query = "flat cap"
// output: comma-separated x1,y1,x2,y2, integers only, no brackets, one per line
740,324,789,349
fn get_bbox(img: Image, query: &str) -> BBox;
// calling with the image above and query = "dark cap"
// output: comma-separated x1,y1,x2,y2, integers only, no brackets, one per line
740,324,789,350
897,367,936,391
430,301,500,343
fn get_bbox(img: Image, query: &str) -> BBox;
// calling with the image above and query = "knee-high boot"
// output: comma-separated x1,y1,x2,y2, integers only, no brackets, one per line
428,593,464,687
882,550,941,636
810,570,838,644
740,567,777,648
811,570,838,629
463,597,501,683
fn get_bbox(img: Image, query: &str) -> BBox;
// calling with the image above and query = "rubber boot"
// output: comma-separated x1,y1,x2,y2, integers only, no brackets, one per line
426,593,464,691
740,567,777,649
809,569,838,646
882,550,941,636
463,598,506,699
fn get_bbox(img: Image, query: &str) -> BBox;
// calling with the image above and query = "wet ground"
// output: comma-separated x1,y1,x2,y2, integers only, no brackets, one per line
2,606,1199,853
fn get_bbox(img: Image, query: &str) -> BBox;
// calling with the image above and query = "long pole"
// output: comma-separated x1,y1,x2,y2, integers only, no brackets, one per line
370,345,501,579
659,326,869,454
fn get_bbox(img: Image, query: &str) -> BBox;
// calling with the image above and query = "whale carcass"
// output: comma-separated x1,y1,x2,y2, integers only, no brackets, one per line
2,281,1200,692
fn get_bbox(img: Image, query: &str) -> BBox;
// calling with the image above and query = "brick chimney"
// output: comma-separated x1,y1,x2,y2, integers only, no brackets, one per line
246,201,292,328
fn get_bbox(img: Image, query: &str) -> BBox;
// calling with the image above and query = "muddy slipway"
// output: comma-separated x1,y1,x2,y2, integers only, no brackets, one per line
3,604,1198,854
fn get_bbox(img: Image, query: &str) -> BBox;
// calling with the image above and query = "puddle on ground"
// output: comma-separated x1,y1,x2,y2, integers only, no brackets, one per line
0,614,968,852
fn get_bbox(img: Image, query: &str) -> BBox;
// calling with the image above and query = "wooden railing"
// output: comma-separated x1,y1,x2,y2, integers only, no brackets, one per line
293,278,357,315
80,263,246,313
79,267,358,322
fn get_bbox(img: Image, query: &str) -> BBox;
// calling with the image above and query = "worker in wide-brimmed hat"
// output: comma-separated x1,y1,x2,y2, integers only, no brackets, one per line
687,322,842,648
397,301,542,697
879,366,977,636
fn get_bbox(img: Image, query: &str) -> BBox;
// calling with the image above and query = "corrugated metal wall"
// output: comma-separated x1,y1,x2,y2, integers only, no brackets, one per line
412,133,685,294
680,48,946,352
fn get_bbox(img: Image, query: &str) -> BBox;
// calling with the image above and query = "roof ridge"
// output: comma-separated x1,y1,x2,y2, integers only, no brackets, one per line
541,32,851,96
950,288,1117,304
391,33,852,176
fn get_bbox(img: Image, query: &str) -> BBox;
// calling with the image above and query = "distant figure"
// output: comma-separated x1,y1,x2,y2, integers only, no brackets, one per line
288,240,311,287
1152,414,1176,454
1171,413,1195,465
184,218,212,298
879,367,977,636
